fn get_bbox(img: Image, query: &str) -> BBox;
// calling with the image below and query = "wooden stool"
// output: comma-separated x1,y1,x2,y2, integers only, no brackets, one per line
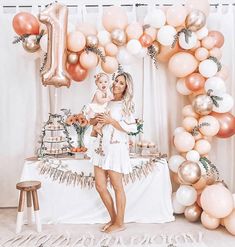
16,181,42,234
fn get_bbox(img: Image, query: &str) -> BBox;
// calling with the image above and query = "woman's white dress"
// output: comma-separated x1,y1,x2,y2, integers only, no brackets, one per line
89,100,137,174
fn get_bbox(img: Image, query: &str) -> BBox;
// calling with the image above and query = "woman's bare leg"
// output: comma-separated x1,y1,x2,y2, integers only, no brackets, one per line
94,166,116,230
105,170,126,233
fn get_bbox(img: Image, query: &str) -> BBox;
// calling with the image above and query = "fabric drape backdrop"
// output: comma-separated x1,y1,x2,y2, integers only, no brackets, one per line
0,1,234,207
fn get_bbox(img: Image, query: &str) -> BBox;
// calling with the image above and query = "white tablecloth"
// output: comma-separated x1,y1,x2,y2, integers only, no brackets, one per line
20,157,175,224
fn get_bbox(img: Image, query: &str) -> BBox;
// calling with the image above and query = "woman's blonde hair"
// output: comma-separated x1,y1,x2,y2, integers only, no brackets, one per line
114,72,135,116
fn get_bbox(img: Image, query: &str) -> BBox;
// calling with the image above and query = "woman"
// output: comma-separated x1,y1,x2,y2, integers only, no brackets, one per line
90,72,137,233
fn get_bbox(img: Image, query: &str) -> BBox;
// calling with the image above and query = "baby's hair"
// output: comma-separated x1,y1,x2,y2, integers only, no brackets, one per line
94,73,109,83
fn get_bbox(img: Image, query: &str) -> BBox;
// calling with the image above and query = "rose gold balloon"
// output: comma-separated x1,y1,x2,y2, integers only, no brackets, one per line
22,35,40,53
67,62,88,82
195,47,209,61
178,161,201,185
144,26,157,41
39,3,71,87
210,112,235,138
186,10,206,31
201,36,216,50
193,176,207,191
86,35,99,48
171,172,183,185
192,94,213,115
208,31,224,48
111,28,127,46
185,73,205,91
13,12,40,35
185,203,202,222
67,53,79,64
139,34,153,48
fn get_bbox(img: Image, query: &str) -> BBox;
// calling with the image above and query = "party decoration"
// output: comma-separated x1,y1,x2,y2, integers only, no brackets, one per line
67,31,86,52
198,116,220,137
208,31,224,48
185,73,205,92
178,161,201,185
201,211,220,230
185,0,210,16
174,132,195,152
67,62,88,82
157,25,177,46
101,56,119,74
172,192,186,214
39,3,71,87
166,5,187,27
67,53,79,64
111,28,127,46
185,10,206,31
192,94,213,115
176,185,197,206
204,76,226,95
184,203,202,222
212,93,234,113
22,35,40,53
86,35,99,48
144,9,166,29
168,155,185,173
126,22,143,40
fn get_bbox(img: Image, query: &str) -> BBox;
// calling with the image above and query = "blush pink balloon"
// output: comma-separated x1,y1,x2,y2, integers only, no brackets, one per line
202,36,216,50
208,31,224,48
126,22,143,40
209,47,222,60
102,6,128,32
101,56,118,74
67,31,86,52
201,211,220,230
76,22,97,36
224,209,235,235
139,34,153,48
79,51,98,69
174,132,195,152
12,12,40,35
168,52,198,77
166,5,187,27
105,43,118,56
185,73,206,91
195,47,209,61
67,62,88,82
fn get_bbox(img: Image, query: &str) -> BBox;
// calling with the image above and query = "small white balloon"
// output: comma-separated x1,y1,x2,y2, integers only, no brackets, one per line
97,30,111,46
168,155,186,173
196,27,208,40
144,9,166,28
205,76,226,95
126,39,142,55
172,192,186,214
213,93,234,113
186,150,200,162
176,78,192,95
199,59,218,78
117,47,135,65
157,25,177,46
179,32,197,50
40,34,48,52
176,185,197,206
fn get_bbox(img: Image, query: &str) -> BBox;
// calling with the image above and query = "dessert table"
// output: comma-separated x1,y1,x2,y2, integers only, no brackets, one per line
20,156,175,224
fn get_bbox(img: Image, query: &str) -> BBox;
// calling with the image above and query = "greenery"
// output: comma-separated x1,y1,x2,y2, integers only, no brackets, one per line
128,119,143,136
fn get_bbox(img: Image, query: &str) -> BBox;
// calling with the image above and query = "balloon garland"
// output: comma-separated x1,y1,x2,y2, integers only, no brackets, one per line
12,0,235,235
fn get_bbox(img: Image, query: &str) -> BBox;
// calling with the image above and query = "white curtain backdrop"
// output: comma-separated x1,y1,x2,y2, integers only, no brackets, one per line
0,0,235,207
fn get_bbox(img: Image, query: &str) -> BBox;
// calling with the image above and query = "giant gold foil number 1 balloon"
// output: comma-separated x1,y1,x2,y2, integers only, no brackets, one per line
39,3,71,87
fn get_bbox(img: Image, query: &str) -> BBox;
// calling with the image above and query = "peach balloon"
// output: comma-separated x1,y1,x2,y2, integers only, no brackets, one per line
126,22,143,40
102,6,128,32
166,5,187,27
209,47,222,60
101,56,118,74
201,211,220,230
168,52,198,78
216,65,229,80
158,42,181,63
193,176,207,191
182,117,198,132
76,23,97,36
105,43,118,56
201,36,216,50
185,0,210,16
201,184,234,218
144,26,157,41
79,51,98,69
210,112,235,138
185,73,205,91
67,62,88,82
195,47,209,61
224,209,235,235
182,105,199,119
174,132,195,152
139,34,153,48
208,31,224,48
67,31,86,52
172,172,183,185
194,139,211,155
198,116,220,137
12,12,40,35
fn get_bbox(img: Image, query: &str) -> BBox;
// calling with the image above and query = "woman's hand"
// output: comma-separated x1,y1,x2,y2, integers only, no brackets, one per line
96,113,113,125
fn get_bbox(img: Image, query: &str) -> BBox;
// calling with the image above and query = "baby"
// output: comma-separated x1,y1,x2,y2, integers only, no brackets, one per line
86,73,113,137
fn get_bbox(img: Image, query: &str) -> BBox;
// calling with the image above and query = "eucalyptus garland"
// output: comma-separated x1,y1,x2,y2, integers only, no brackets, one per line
208,56,222,72
85,47,106,62
147,45,158,69
171,28,192,49
207,89,223,107
191,122,210,136
199,157,219,181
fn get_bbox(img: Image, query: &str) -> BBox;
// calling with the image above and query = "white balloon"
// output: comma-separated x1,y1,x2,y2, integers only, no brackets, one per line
126,39,142,55
199,59,218,78
174,127,185,136
40,34,48,52
186,150,200,162
176,78,192,95
135,47,148,58
117,47,135,65
157,25,177,46
179,32,197,50
168,155,186,173
196,27,208,40
205,77,226,95
172,192,186,214
213,93,234,113
144,9,166,28
97,30,111,46
176,185,197,206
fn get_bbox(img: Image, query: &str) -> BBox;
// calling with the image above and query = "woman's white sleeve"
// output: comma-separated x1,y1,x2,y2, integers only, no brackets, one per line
118,114,137,133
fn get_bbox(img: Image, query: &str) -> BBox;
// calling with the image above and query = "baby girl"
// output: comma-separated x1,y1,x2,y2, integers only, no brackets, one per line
86,73,113,137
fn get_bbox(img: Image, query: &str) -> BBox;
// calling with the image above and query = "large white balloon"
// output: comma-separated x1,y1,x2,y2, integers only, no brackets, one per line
117,47,135,65
172,192,186,214
176,78,192,95
213,93,234,113
179,32,197,50
144,9,166,28
169,155,186,173
205,77,226,95
126,39,142,55
199,59,218,78
176,185,197,206
97,30,111,46
157,25,177,46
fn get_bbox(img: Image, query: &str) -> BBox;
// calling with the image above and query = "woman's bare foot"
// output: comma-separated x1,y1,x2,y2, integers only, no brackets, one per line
100,221,113,232
104,223,126,233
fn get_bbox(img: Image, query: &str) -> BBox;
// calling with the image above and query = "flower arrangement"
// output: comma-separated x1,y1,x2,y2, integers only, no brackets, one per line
128,119,143,136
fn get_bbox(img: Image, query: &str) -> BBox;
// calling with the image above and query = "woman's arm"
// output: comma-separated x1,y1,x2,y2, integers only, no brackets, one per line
96,114,126,132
